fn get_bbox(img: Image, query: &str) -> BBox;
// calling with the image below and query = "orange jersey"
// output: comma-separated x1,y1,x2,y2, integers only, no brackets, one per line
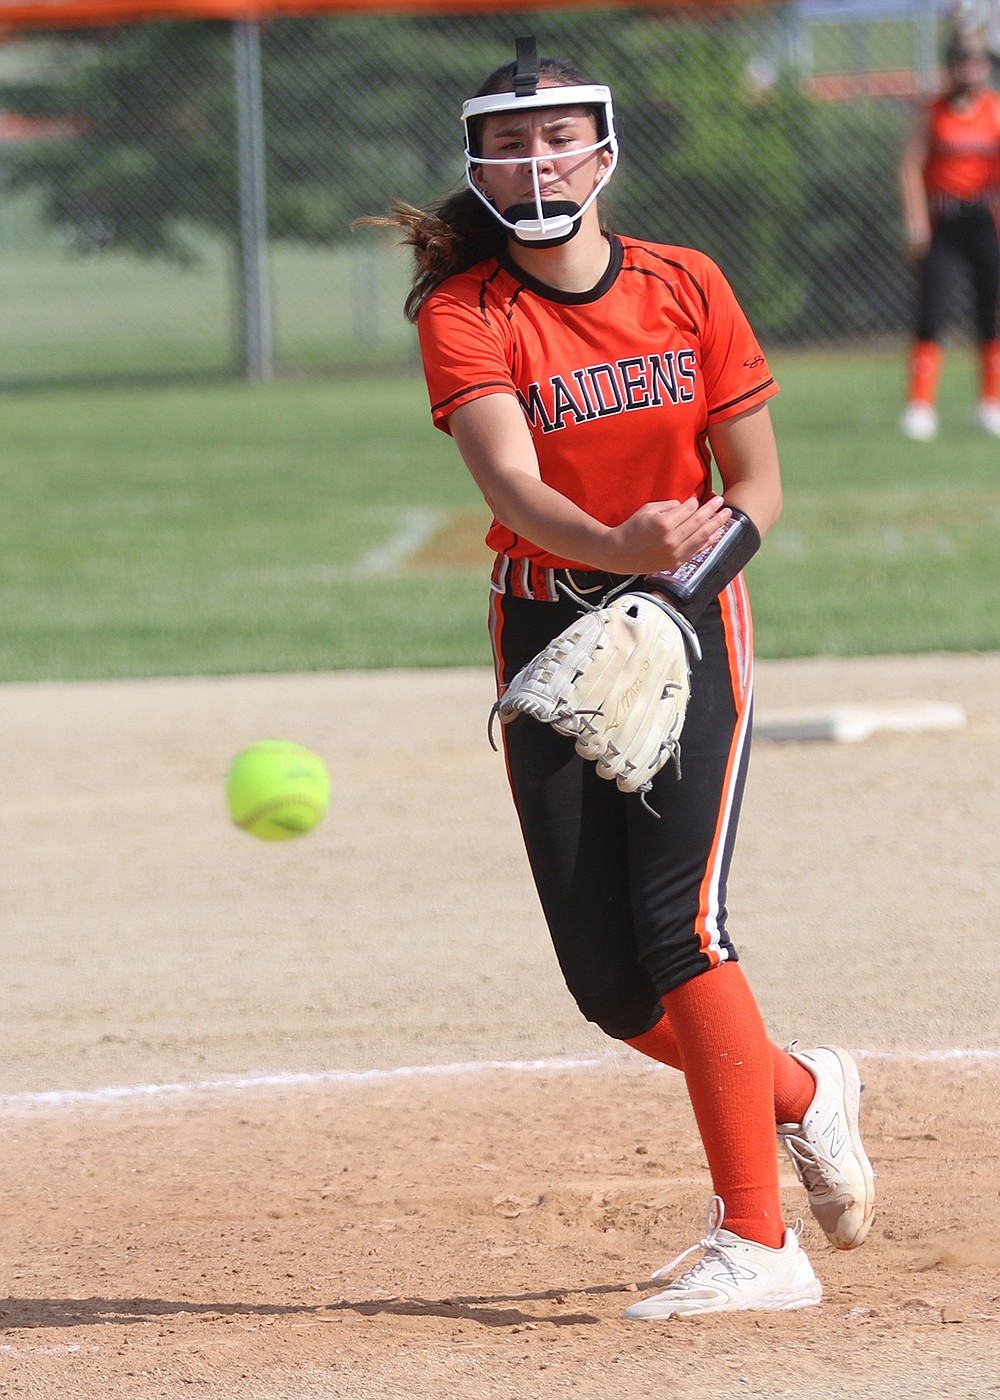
923,89,1000,201
417,234,777,569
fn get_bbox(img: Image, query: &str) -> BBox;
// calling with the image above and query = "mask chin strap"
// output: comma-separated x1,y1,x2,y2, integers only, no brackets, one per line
501,201,580,248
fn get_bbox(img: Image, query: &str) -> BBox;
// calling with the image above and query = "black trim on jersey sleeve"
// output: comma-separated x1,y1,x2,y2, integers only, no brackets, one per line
707,380,776,417
497,235,625,305
627,245,710,316
507,284,528,318
431,380,514,415
479,264,506,320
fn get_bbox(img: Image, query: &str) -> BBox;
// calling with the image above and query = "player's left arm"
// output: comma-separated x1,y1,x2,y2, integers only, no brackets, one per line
707,401,783,539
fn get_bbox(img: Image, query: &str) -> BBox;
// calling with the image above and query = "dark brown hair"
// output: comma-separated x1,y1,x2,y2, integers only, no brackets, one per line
944,27,989,68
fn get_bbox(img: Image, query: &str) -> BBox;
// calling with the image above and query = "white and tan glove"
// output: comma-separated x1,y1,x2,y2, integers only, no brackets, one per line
493,592,701,810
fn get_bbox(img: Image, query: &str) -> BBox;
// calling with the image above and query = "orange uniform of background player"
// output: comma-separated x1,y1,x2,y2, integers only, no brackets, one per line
899,28,1000,439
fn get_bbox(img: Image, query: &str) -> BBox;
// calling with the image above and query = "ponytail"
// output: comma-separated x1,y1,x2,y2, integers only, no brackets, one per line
357,187,506,323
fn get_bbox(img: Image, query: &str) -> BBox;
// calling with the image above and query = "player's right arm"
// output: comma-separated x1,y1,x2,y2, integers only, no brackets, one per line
448,392,730,574
899,106,932,259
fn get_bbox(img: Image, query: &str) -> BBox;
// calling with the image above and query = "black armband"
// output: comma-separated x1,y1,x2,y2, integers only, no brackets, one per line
643,505,761,624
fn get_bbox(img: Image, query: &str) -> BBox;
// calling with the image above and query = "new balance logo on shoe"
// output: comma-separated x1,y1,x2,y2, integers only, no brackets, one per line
624,1196,822,1321
823,1113,847,1161
777,1044,876,1250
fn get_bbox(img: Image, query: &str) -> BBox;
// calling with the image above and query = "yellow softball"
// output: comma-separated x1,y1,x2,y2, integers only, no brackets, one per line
225,740,330,842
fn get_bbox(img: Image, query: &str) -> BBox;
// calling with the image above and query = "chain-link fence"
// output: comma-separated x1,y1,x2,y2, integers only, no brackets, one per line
0,2,979,388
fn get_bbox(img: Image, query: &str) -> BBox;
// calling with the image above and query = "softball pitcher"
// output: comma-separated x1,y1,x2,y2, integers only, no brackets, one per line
374,39,875,1319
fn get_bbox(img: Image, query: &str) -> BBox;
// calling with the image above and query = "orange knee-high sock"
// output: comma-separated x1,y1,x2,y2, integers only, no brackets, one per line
907,340,943,407
980,339,1000,402
626,1000,814,1125
659,963,786,1248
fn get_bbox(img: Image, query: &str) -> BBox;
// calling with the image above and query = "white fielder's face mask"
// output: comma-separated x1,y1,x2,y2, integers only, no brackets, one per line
462,84,619,247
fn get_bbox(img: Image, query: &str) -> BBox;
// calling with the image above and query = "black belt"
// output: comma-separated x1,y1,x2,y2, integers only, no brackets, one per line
553,567,639,600
931,194,995,219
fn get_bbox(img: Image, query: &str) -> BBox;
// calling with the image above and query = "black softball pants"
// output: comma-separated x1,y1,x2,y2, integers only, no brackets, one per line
489,576,754,1043
916,207,1000,343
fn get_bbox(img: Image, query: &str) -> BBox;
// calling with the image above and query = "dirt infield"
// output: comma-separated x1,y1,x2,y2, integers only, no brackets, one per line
2,655,999,1398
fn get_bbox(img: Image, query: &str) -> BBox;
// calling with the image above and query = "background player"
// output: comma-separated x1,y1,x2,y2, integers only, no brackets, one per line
371,39,875,1319
898,28,1000,440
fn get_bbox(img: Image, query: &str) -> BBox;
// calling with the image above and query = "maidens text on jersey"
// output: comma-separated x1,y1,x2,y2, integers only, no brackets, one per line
417,235,778,570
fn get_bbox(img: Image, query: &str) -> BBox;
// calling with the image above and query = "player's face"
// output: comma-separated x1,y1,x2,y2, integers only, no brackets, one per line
473,105,612,214
949,49,990,93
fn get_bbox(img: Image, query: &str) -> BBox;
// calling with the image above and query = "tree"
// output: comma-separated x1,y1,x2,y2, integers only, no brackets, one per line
2,23,236,261
0,16,502,261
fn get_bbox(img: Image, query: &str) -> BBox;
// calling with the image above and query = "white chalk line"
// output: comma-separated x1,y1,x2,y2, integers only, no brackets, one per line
2,1047,998,1115
0,1056,603,1114
261,508,449,584
359,507,448,575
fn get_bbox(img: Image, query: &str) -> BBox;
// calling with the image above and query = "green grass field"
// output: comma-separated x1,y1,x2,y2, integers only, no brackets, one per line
2,346,998,683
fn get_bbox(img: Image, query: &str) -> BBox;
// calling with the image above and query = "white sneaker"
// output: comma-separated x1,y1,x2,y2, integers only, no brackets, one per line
976,400,1000,437
623,1196,822,1321
777,1044,875,1250
900,402,938,440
